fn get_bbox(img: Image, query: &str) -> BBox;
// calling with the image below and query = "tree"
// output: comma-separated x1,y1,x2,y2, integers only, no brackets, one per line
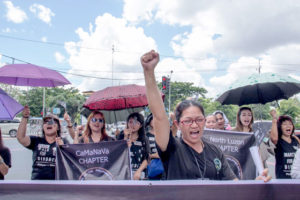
18,87,85,123
0,83,22,99
159,81,207,113
198,97,239,126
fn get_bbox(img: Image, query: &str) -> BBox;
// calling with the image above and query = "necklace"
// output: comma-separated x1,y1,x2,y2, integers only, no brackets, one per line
187,141,207,180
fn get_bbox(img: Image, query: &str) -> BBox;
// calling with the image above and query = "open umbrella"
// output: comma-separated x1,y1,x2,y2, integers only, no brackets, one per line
84,84,164,110
0,64,70,87
81,107,143,124
0,88,24,120
83,84,164,124
216,72,300,106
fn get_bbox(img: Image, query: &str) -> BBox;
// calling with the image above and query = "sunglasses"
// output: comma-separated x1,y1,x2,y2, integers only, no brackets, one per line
91,118,104,123
43,119,58,125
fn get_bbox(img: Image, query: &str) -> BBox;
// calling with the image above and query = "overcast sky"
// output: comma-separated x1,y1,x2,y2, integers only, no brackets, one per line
1,0,300,98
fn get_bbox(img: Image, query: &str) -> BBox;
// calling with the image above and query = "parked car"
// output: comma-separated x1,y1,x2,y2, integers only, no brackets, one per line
0,119,21,137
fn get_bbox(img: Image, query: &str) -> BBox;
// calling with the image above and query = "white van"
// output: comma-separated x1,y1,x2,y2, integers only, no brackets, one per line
0,119,21,137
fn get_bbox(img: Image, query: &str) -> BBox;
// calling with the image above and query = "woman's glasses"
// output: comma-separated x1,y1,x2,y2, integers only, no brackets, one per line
91,118,104,123
43,118,57,125
180,118,205,126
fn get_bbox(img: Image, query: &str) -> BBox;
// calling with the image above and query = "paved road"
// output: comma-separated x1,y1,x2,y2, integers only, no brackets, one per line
3,137,32,180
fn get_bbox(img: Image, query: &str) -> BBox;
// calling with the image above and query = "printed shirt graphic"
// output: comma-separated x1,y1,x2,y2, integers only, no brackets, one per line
275,137,299,179
146,132,157,154
117,132,148,174
130,139,147,172
26,136,57,180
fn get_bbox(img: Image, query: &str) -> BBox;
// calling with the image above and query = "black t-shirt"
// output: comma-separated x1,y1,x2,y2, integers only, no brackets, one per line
26,136,58,180
275,137,299,179
146,132,157,155
157,133,236,180
0,147,11,180
117,132,148,173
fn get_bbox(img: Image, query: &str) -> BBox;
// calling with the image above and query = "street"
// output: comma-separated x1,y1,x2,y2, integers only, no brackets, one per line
4,137,32,180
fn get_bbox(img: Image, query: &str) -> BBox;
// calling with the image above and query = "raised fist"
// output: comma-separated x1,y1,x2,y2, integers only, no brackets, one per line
23,105,30,118
140,50,160,71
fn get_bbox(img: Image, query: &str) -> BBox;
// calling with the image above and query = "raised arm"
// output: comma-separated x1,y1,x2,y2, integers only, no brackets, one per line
269,109,278,145
64,112,75,139
17,105,31,147
141,50,170,151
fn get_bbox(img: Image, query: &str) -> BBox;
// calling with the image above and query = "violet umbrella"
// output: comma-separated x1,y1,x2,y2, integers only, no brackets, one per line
0,88,24,120
0,63,71,117
0,64,70,87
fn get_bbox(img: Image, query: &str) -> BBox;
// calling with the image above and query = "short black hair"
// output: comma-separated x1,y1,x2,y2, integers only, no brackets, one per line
277,115,295,138
175,100,205,122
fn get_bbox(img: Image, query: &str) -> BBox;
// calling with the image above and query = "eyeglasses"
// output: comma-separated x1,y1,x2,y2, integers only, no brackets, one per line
180,118,205,126
91,118,104,123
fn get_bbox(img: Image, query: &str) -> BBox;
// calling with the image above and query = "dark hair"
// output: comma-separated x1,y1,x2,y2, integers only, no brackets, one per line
145,113,153,129
42,116,61,137
277,115,295,139
127,112,145,139
126,112,150,159
214,111,224,117
175,100,205,122
83,111,108,143
235,107,254,132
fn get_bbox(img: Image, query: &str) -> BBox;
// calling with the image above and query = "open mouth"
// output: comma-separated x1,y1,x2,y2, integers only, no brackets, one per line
243,120,250,123
285,128,292,133
190,131,200,138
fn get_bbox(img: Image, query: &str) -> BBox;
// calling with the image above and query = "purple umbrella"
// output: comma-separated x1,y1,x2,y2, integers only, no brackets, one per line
0,64,70,87
0,88,24,120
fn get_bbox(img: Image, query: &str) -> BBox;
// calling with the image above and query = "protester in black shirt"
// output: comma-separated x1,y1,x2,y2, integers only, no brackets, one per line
117,112,149,180
141,50,270,181
270,109,300,179
0,128,11,180
145,114,164,180
77,111,114,144
17,106,66,180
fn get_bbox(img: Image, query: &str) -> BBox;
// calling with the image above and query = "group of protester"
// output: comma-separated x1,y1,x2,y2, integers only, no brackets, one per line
0,50,299,182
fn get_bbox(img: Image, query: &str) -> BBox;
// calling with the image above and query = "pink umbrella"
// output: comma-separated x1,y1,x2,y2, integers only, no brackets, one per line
0,64,70,87
84,84,164,110
0,88,24,120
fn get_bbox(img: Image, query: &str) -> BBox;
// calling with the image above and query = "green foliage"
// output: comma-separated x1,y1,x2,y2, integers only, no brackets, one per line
277,98,300,129
0,84,22,99
278,98,300,118
159,81,207,112
198,97,239,126
17,87,85,123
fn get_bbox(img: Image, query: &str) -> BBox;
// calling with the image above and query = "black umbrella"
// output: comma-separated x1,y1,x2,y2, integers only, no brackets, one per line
216,72,300,106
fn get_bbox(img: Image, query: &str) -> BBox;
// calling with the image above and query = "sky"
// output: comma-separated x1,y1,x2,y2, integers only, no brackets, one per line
1,0,300,98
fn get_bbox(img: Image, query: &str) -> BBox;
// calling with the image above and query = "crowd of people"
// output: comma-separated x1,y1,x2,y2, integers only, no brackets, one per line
0,50,299,182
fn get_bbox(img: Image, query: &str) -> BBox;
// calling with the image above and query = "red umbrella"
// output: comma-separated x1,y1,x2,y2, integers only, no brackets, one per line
84,84,164,110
